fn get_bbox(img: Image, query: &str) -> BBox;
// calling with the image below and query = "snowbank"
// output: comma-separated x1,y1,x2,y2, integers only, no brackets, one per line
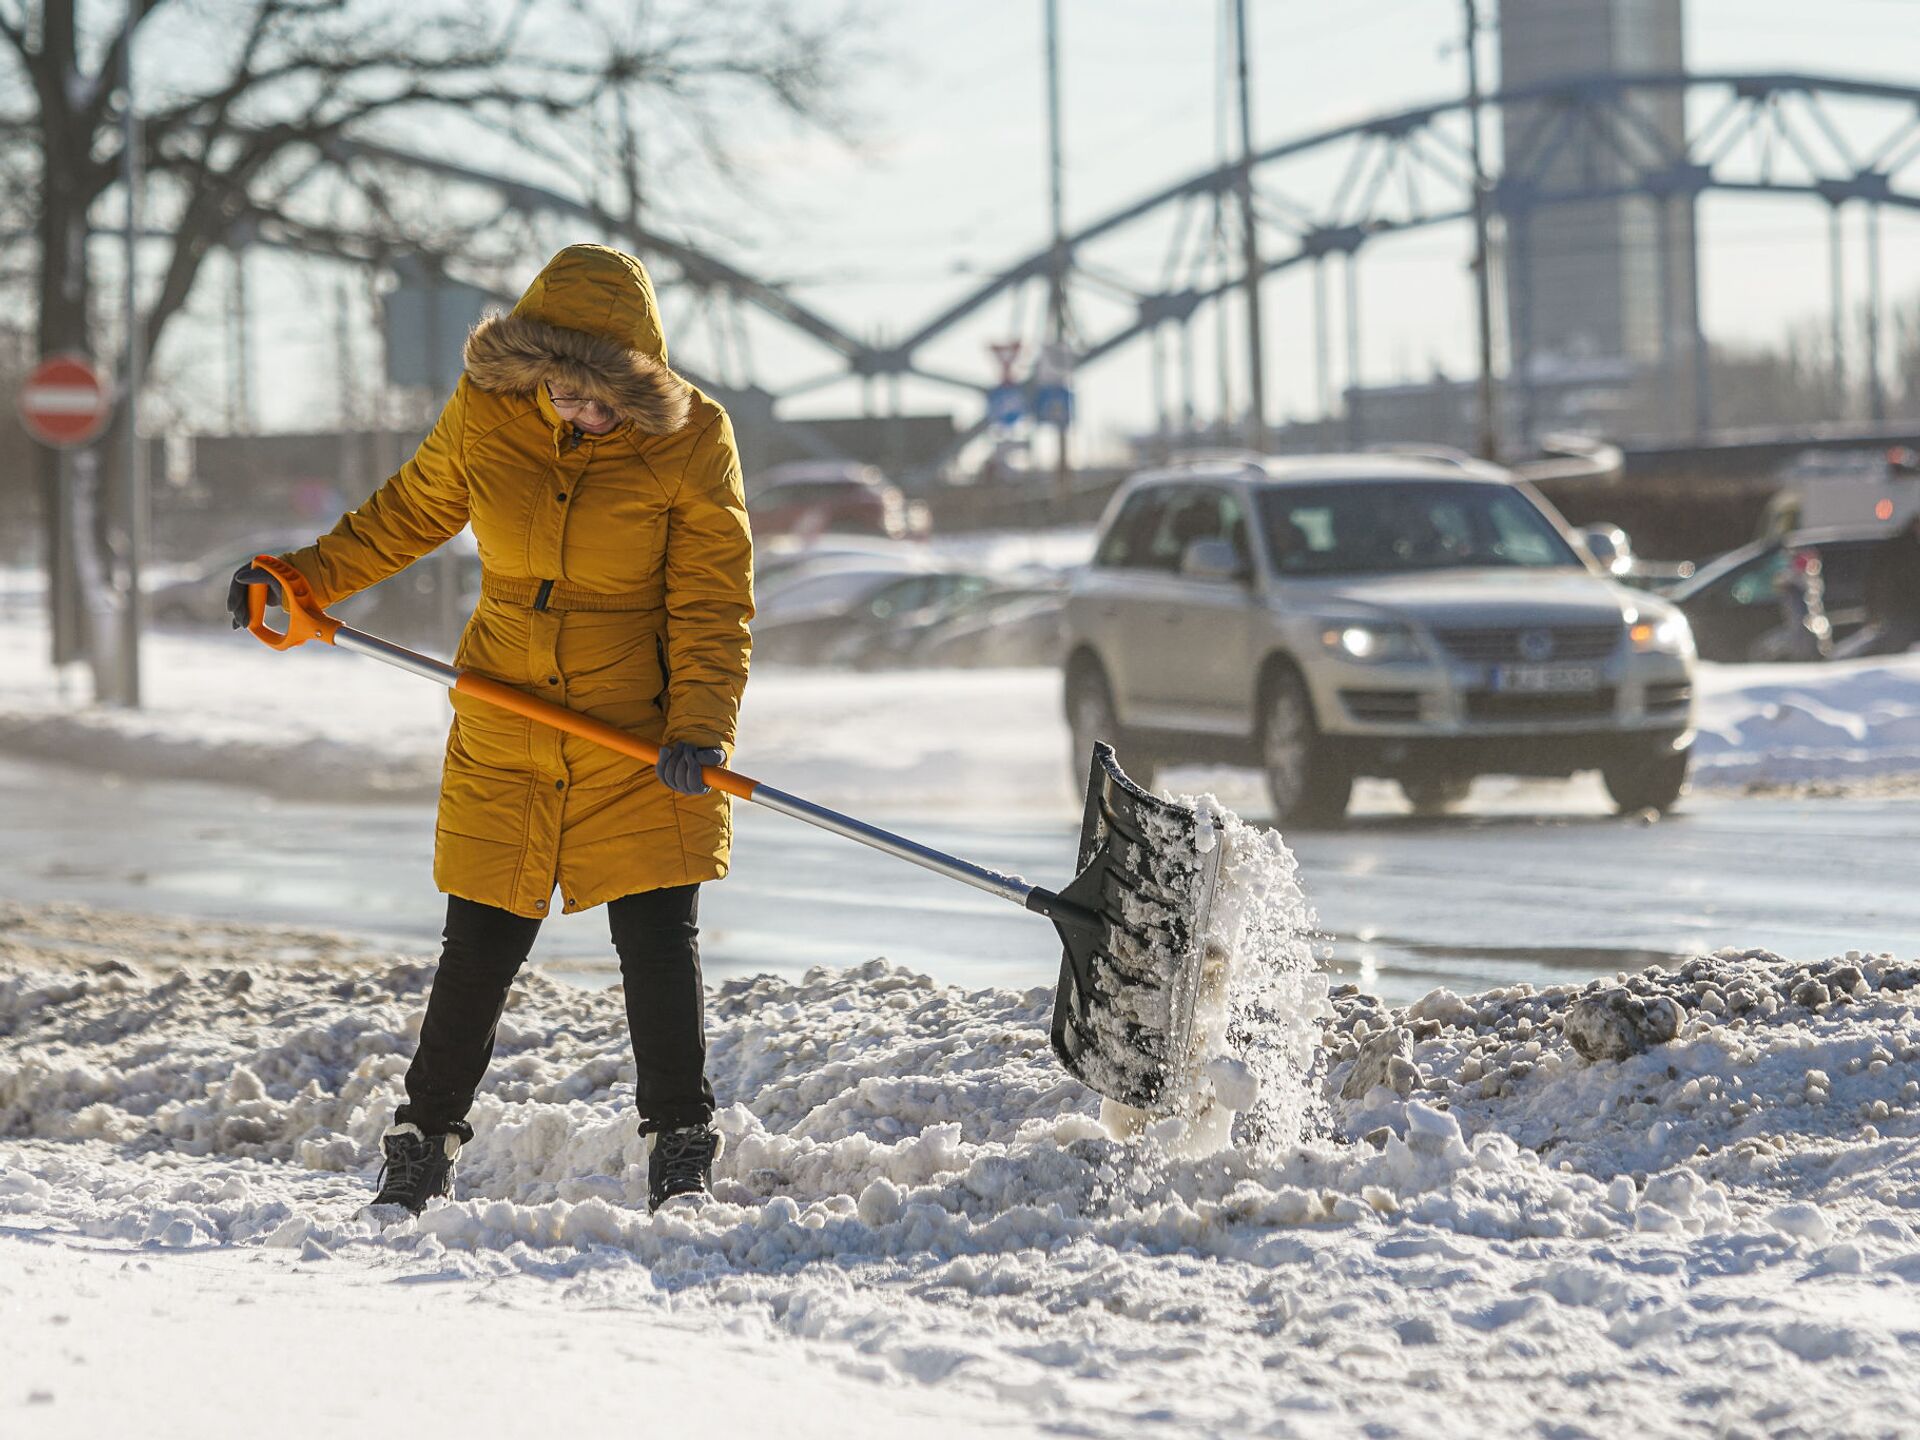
1690,654,1920,789
6,609,1920,807
4,898,1918,1436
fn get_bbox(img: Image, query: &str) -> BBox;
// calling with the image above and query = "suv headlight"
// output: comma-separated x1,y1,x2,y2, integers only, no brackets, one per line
1630,612,1693,657
1319,621,1425,664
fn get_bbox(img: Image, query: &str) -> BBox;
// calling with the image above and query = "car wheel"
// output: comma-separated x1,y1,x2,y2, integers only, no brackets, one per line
1065,665,1158,791
1601,741,1691,814
1261,668,1351,827
1401,776,1471,816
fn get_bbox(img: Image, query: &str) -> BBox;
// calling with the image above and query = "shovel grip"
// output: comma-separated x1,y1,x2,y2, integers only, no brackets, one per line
246,554,340,650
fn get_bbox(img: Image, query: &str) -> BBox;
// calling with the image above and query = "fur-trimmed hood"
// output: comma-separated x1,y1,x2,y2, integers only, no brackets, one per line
463,244,692,437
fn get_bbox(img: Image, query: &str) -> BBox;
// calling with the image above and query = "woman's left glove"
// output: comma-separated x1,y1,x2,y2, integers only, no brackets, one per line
226,562,283,629
657,741,725,795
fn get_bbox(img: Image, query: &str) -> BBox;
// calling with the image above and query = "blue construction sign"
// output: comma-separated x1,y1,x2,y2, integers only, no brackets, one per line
1034,383,1074,427
987,384,1025,427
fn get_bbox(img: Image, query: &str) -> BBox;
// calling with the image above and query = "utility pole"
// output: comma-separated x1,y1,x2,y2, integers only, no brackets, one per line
117,0,145,707
1233,0,1267,452
1043,0,1071,495
1463,0,1499,462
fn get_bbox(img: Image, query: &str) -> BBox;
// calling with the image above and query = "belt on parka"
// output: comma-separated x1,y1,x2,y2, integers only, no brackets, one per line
480,575,666,612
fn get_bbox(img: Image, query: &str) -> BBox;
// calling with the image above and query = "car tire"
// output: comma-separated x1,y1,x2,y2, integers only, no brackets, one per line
1401,776,1471,815
1602,741,1691,814
1065,665,1158,792
1261,667,1351,827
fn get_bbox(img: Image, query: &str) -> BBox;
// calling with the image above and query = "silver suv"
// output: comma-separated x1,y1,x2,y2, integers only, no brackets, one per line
1063,455,1696,824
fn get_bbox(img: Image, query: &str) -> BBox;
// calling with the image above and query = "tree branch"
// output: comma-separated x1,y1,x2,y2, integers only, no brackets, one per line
85,0,172,131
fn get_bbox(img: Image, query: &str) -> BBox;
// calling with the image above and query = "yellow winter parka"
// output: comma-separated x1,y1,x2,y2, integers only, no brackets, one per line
283,245,754,919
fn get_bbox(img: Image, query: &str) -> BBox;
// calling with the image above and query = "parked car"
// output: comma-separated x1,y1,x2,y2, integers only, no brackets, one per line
1576,523,1695,591
1665,525,1890,662
146,526,479,644
748,462,928,541
145,528,318,626
908,585,1068,669
754,566,994,666
755,553,937,618
1063,455,1698,824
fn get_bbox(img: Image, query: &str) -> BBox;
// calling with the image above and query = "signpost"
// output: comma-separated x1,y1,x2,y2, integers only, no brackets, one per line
19,356,114,685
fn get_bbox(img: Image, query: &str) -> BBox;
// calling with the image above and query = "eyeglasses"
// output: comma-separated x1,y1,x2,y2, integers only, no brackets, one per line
546,385,611,414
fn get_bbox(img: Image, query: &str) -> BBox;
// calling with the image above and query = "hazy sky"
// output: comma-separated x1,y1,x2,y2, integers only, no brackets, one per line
217,0,1920,451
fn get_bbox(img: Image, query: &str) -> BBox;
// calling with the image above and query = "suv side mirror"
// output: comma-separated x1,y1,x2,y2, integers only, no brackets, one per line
1580,524,1633,577
1182,538,1246,582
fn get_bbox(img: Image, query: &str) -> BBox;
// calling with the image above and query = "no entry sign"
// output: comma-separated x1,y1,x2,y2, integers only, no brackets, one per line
18,354,110,448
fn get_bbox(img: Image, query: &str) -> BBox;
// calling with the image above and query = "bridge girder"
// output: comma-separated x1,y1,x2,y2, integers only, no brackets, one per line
28,70,1913,430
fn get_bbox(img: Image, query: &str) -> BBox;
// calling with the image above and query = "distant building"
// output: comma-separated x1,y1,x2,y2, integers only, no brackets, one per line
1498,0,1701,438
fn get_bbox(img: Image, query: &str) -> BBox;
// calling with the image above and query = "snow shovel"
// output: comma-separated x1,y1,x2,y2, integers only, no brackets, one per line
241,555,1222,1112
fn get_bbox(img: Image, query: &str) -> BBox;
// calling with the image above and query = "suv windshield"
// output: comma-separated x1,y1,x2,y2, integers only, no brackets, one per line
1257,480,1581,577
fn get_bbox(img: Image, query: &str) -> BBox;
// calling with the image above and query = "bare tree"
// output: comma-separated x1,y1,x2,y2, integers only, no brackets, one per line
1893,291,1920,419
0,0,859,677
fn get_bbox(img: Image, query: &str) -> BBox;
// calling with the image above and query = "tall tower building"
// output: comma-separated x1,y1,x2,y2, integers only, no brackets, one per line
1498,0,1700,435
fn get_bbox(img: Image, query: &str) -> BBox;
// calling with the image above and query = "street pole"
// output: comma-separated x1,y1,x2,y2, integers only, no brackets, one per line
1866,201,1885,425
1233,0,1267,452
118,0,145,707
1463,0,1499,462
1044,0,1070,496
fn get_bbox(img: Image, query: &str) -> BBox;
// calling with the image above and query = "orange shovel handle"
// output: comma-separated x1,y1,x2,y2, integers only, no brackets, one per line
242,554,755,800
454,672,758,802
246,554,340,650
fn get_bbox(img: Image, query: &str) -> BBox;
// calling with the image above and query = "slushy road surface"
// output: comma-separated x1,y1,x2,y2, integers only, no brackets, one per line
3,755,1914,1003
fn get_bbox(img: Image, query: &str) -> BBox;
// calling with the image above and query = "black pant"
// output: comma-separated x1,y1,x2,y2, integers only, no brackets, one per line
395,887,714,1140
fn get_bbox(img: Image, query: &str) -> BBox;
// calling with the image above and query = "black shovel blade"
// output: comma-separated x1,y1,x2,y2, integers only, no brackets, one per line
1046,743,1221,1113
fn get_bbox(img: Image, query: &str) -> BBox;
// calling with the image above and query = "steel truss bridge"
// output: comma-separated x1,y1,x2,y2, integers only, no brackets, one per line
231,70,1920,462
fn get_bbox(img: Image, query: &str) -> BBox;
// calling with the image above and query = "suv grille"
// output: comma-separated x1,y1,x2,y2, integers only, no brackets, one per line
1466,688,1617,722
1435,625,1622,663
1340,689,1422,724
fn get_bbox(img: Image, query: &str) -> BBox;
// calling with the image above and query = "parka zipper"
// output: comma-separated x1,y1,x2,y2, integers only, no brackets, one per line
539,426,581,613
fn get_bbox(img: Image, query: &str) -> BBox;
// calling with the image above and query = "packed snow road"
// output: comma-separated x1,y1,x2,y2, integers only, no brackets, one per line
4,754,1918,1004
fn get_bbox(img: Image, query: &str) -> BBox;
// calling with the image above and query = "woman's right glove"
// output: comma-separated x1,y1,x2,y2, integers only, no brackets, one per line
226,562,283,629
657,741,726,795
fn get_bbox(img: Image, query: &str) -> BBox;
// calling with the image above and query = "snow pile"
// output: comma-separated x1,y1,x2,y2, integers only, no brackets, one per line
5,899,1920,1435
1690,653,1920,788
1326,949,1920,1205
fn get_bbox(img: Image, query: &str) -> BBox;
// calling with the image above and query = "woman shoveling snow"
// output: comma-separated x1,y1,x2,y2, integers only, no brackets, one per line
228,244,755,1215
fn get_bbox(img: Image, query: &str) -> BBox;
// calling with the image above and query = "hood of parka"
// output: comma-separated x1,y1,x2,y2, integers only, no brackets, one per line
462,244,692,436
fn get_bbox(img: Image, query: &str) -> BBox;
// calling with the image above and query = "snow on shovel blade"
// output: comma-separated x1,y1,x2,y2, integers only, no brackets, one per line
1048,744,1223,1113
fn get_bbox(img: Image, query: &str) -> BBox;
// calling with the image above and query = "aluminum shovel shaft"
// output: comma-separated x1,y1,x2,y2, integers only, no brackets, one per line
242,555,1089,921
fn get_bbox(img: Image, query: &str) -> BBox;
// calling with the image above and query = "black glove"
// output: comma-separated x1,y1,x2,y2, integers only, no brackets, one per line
226,563,283,630
657,741,725,795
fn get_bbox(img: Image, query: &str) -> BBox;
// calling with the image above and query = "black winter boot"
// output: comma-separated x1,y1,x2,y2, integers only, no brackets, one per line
644,1123,721,1212
368,1123,461,1215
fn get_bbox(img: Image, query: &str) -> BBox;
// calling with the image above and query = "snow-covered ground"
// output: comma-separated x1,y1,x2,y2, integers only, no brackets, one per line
5,892,1918,1437
6,597,1920,1436
2,609,1918,811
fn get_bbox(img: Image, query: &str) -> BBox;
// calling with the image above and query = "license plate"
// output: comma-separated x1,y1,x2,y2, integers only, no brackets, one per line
1491,664,1600,693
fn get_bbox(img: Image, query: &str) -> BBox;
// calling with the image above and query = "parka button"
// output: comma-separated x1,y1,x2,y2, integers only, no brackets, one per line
554,779,565,791
534,899,547,911
546,676,559,685
555,492,568,502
